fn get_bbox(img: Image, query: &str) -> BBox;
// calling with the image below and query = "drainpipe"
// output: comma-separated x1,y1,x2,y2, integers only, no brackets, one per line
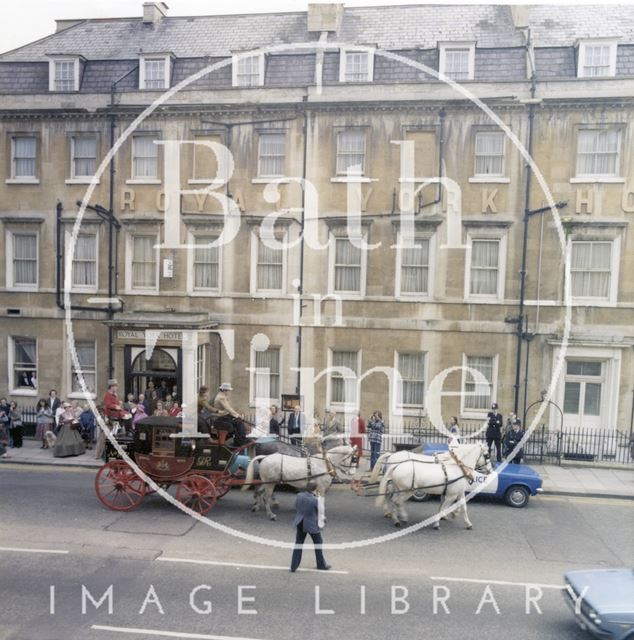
513,28,538,417
513,96,535,416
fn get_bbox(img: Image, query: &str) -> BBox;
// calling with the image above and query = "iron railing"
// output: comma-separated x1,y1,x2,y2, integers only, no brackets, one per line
14,405,634,465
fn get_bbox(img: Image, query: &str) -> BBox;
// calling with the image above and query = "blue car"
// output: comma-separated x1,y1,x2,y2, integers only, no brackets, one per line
563,569,634,639
410,443,543,507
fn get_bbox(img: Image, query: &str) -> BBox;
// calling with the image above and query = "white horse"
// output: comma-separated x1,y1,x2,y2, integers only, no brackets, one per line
242,444,357,520
376,443,491,529
368,444,471,483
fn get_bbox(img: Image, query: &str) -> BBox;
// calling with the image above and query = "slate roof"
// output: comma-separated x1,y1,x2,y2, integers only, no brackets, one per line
2,4,633,64
528,5,634,47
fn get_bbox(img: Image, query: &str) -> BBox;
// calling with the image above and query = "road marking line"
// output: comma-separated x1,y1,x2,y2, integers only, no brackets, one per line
92,625,265,640
430,576,564,590
0,546,69,555
540,495,634,506
0,462,97,473
157,556,349,575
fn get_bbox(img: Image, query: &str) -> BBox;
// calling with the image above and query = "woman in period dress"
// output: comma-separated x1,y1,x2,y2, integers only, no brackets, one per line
35,399,54,449
53,402,86,458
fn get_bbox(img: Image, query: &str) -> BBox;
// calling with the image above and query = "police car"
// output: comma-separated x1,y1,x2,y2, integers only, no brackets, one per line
409,443,543,508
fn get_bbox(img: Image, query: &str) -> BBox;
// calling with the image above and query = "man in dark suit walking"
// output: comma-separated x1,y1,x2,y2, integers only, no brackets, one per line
290,481,331,572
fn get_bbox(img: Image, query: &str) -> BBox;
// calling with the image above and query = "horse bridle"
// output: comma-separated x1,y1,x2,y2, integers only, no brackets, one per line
474,448,492,473
326,448,357,477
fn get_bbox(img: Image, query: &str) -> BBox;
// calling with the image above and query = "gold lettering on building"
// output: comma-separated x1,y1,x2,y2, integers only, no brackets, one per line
481,188,498,213
621,188,634,213
361,186,374,212
121,189,135,212
194,191,208,212
156,191,170,212
575,188,593,214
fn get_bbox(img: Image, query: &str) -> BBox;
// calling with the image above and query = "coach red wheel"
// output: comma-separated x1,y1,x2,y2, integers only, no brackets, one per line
95,460,146,511
176,474,217,514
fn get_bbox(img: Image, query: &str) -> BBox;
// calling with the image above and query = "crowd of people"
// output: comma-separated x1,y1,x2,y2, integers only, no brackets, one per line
0,379,187,460
0,377,529,467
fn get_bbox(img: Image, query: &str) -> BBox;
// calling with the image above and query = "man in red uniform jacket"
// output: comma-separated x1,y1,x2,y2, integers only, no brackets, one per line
103,379,126,420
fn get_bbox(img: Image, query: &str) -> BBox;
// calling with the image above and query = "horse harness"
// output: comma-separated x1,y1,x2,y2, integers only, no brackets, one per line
401,450,477,498
256,449,355,486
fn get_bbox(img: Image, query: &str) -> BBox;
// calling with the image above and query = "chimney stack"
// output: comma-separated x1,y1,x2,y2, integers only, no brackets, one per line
307,3,344,34
510,6,529,30
143,2,169,25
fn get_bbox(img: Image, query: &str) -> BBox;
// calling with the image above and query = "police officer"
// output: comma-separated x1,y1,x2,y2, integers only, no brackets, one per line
486,402,503,463
503,419,525,464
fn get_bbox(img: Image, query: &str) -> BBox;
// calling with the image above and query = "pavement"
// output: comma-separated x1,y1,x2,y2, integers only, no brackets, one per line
2,438,633,500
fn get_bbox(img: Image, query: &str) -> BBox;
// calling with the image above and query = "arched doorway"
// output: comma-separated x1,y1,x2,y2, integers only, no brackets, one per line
126,347,179,400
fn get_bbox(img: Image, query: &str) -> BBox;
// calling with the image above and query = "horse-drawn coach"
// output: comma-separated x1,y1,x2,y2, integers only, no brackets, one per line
95,415,357,517
95,416,252,514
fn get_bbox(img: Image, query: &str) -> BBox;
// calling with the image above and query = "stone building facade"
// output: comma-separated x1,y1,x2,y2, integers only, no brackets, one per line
0,3,633,433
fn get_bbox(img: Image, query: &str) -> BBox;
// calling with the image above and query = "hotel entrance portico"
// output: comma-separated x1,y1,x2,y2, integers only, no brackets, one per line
104,312,219,401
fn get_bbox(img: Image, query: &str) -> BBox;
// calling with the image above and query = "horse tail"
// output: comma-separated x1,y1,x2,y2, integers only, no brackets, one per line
369,452,392,483
375,463,395,508
242,455,266,490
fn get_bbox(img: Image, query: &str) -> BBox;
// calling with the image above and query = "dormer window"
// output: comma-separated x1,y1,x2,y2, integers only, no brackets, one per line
48,57,81,92
438,42,475,81
577,40,617,78
232,53,265,88
339,49,374,83
139,54,172,90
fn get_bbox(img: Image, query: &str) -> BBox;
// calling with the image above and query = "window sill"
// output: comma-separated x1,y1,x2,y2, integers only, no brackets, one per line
328,292,366,299
123,288,159,296
188,289,222,296
571,298,616,307
464,296,503,304
187,179,225,186
396,293,433,301
569,177,624,184
250,290,286,298
327,403,358,411
68,392,97,400
251,177,290,184
468,176,510,184
339,78,374,84
7,285,38,292
5,178,39,185
394,408,427,417
461,411,488,420
125,179,162,185
330,176,374,183
70,287,98,294
65,178,100,185
9,389,38,397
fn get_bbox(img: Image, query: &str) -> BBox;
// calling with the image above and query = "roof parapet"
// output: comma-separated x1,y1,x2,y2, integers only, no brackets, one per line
143,2,169,25
307,3,343,34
